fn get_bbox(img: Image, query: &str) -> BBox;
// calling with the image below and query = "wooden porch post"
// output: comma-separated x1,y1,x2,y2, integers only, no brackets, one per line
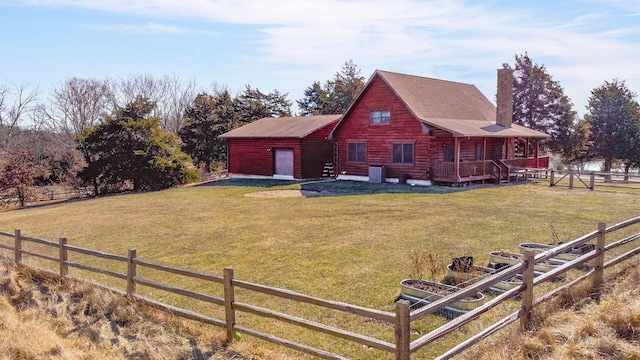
505,137,509,160
535,139,540,168
524,138,530,158
483,137,487,175
454,137,460,183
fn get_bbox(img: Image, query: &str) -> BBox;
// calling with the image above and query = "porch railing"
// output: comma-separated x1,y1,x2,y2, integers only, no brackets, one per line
433,156,549,184
433,160,501,182
502,156,550,169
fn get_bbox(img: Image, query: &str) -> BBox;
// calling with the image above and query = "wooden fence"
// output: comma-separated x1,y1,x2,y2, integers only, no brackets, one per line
548,170,640,190
1,215,640,359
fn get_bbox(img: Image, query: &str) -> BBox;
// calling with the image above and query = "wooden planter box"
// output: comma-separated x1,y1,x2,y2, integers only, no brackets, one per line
445,263,522,293
399,279,485,312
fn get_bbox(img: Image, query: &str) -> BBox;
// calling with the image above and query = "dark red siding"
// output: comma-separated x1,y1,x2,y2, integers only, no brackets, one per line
226,120,337,179
333,76,436,181
227,138,300,178
300,121,338,178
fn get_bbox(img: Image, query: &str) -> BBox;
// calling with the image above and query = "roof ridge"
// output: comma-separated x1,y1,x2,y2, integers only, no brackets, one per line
376,69,477,87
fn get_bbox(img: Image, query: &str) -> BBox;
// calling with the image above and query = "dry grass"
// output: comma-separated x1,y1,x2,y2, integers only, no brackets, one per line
459,257,640,360
0,179,639,358
0,255,274,360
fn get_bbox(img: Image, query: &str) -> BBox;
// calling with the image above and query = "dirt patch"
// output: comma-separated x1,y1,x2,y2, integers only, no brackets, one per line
244,190,320,198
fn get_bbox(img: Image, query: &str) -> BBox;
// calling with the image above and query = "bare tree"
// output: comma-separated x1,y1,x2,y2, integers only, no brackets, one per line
108,74,164,115
157,74,198,133
44,77,112,143
107,74,199,133
0,82,40,150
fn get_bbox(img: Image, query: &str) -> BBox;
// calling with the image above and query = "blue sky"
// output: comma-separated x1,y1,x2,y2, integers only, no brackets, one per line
1,0,638,115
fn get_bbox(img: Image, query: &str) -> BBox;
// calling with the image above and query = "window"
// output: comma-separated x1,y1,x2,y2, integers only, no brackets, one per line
348,143,366,163
393,143,414,164
370,110,390,124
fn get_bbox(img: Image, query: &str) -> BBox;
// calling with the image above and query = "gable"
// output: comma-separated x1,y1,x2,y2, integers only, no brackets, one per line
330,69,549,139
377,70,496,122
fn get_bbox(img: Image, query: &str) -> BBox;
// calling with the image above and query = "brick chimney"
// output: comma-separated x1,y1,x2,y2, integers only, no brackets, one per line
496,66,514,128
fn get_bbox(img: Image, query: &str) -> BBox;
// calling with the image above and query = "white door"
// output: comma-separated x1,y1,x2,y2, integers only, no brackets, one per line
274,149,294,177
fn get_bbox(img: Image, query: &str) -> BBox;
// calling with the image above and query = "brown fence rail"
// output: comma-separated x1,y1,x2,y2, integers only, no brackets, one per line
1,216,640,359
548,170,640,190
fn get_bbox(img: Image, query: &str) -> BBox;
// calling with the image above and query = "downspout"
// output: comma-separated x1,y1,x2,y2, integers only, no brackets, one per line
225,141,229,175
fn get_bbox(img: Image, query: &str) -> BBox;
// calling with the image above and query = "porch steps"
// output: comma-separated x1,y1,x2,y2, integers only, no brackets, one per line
322,160,335,178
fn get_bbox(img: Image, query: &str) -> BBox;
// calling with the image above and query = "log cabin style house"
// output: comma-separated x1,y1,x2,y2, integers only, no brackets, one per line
219,68,549,185
219,114,340,180
328,68,550,186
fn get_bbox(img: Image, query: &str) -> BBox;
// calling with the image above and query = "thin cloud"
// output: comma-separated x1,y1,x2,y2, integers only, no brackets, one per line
89,22,218,36
7,0,640,114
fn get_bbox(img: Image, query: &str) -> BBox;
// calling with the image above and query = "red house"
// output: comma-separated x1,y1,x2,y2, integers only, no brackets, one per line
329,69,550,186
219,115,340,180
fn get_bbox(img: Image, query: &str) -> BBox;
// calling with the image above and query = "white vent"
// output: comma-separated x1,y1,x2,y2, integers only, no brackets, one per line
368,166,386,183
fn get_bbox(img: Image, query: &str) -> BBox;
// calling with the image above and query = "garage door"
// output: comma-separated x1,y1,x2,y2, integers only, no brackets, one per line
274,149,294,177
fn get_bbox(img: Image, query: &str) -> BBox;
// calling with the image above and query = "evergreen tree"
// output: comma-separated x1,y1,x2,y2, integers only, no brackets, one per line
512,53,576,154
77,97,198,195
179,91,238,171
559,117,592,168
236,85,291,124
585,79,640,174
297,60,365,115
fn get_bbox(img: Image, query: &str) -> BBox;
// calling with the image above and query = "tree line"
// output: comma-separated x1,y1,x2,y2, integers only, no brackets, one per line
1,57,638,206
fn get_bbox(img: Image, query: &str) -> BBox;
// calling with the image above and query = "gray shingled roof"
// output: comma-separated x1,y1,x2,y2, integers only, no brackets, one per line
333,70,550,138
218,114,342,139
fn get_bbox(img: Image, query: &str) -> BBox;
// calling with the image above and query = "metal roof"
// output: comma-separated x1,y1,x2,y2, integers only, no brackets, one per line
219,114,342,139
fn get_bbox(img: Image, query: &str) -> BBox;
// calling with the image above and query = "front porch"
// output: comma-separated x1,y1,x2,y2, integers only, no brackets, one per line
432,157,550,185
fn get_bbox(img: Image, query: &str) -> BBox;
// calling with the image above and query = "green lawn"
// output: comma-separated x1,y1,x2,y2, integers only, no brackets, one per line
1,179,639,358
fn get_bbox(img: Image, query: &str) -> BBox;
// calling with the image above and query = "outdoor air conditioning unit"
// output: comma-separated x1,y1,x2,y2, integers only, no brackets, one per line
369,166,386,183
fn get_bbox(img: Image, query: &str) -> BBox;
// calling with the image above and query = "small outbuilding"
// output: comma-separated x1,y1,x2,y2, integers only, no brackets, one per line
219,115,341,180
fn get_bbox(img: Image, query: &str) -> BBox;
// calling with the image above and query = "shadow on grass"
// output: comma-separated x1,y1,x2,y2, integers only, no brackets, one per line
198,178,497,197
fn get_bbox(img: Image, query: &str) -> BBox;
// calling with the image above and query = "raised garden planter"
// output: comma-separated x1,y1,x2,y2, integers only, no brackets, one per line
519,242,595,269
399,279,485,312
445,263,523,294
489,250,565,279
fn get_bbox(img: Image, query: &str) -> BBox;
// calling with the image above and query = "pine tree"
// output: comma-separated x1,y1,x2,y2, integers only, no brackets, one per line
297,60,365,115
585,79,640,174
512,53,576,154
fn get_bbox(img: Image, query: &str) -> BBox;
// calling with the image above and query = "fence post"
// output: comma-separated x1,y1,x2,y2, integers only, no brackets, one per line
589,173,595,190
224,267,236,343
14,229,22,264
569,170,574,189
549,170,555,187
395,299,411,360
127,249,137,297
520,250,535,329
592,222,606,302
59,237,68,278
